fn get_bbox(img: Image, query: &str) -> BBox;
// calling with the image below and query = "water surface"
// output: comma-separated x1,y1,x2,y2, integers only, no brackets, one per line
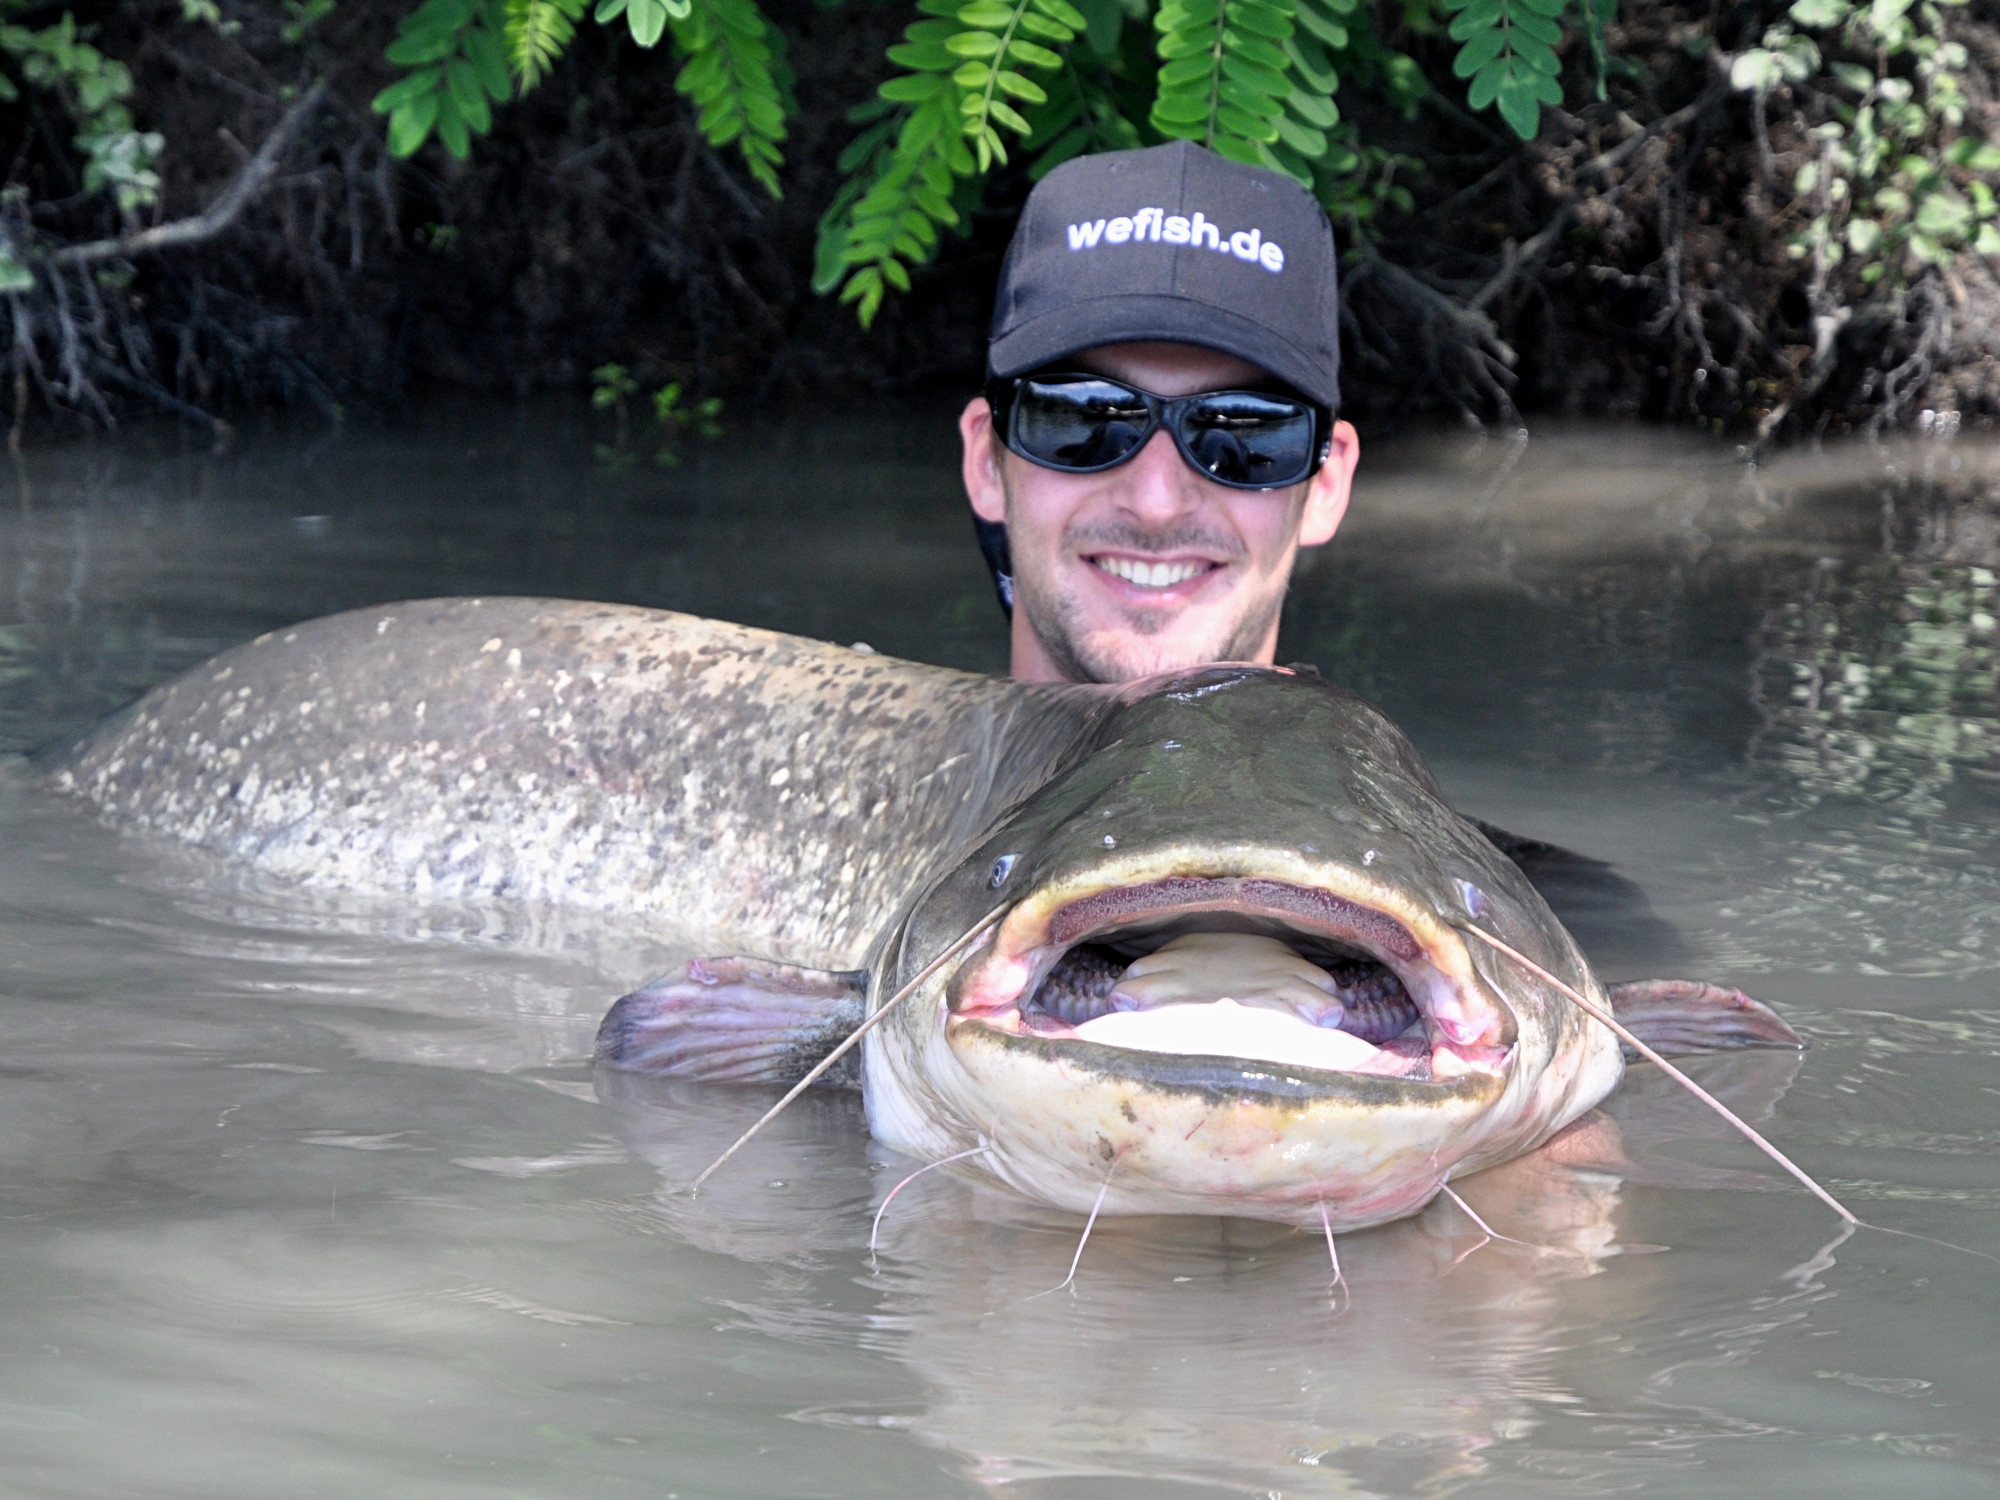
2,406,1997,1497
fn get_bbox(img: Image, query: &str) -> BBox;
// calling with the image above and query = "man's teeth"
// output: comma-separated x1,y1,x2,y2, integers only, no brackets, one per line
1095,556,1207,589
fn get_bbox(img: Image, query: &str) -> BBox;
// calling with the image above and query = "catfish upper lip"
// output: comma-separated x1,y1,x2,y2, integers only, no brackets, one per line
1043,876,1423,960
945,870,1518,1069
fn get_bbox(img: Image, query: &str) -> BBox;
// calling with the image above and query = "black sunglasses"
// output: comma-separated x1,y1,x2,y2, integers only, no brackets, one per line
986,373,1331,491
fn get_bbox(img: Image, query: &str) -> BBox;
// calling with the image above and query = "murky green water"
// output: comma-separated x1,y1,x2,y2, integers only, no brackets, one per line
2,405,1998,1498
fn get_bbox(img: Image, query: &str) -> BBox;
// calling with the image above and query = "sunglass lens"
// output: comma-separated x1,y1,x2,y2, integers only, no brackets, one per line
1014,379,1153,471
1180,392,1316,486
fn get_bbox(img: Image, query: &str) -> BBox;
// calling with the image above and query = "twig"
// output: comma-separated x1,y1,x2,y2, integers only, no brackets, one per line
1467,84,1729,314
52,80,327,268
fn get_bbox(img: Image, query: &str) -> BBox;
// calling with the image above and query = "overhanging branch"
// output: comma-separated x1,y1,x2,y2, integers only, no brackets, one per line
51,79,328,268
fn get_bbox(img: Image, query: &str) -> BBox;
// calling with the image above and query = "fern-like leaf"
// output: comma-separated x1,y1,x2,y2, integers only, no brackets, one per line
1441,0,1565,139
375,0,515,158
669,0,789,196
952,0,1084,172
1150,0,1300,170
505,0,586,89
820,0,1081,323
1023,50,1142,179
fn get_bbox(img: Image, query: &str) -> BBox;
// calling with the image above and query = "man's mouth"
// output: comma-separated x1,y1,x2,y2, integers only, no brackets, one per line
948,873,1517,1083
1087,554,1218,591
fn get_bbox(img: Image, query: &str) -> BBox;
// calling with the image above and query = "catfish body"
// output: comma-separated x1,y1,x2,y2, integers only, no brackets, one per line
50,597,1801,1229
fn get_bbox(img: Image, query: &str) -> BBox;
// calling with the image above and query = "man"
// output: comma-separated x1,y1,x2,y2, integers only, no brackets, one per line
959,139,1360,683
959,143,1680,961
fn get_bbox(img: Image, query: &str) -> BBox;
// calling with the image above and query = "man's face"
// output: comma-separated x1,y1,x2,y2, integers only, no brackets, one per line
962,342,1360,684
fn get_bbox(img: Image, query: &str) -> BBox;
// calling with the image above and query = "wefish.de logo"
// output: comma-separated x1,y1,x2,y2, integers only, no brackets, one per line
1065,207,1285,272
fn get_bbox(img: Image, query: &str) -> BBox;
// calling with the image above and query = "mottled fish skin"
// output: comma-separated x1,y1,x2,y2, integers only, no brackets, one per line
47,598,1103,968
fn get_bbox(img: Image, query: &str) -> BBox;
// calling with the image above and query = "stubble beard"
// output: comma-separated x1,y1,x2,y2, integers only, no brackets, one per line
1015,516,1290,685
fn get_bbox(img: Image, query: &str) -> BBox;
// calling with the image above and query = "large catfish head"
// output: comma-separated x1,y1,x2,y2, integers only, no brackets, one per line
864,666,1625,1232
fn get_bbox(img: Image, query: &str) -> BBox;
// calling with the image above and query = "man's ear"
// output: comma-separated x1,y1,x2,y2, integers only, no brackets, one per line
960,396,1008,525
1297,418,1359,547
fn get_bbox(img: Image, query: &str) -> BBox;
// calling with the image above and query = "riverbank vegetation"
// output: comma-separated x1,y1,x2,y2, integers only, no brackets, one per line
0,0,1992,440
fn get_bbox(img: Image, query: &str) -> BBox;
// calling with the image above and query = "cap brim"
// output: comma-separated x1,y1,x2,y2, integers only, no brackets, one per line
986,293,1338,409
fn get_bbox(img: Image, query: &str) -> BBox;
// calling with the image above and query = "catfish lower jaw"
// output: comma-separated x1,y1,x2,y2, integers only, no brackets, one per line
946,873,1517,1085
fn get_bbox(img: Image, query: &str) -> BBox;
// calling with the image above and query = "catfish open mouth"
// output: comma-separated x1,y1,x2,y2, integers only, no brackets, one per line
948,874,1516,1082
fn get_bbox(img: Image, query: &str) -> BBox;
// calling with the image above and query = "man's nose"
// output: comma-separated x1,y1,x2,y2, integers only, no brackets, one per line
1108,427,1200,519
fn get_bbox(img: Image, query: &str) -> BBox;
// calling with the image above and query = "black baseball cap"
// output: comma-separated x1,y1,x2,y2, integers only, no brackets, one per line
987,140,1340,410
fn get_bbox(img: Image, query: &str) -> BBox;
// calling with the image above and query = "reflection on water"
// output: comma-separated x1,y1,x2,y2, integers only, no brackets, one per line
1750,558,2000,815
1,409,1999,1497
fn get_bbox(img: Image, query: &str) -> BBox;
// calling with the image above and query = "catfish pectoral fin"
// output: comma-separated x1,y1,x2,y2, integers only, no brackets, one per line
1605,979,1805,1059
594,958,868,1087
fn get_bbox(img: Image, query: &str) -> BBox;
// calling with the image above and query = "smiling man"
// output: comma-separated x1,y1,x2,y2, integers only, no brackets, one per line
961,139,1360,683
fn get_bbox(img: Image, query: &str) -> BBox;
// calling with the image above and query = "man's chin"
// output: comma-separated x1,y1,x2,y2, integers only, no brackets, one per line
1058,623,1269,685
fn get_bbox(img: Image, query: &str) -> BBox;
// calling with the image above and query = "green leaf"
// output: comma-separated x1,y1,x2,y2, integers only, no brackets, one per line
1226,2,1294,39
1283,36,1338,92
988,96,1032,132
1029,0,1088,25
952,58,991,84
1219,75,1284,117
1271,112,1326,155
1211,133,1273,166
1160,53,1217,85
1070,0,1121,50
435,94,472,156
1945,138,2000,171
1728,48,1782,92
1494,70,1540,137
1004,37,1062,67
1292,5,1347,45
446,58,492,130
1518,37,1562,73
1508,8,1561,43
1016,11,1075,39
957,0,1015,20
372,67,443,113
387,90,441,154
1452,27,1508,75
1223,29,1289,69
626,0,671,45
1286,84,1337,125
888,39,957,68
1152,90,1214,123
946,29,1002,54
1219,54,1289,97
466,24,514,97
994,68,1048,101
387,30,459,65
1157,29,1215,58
1466,60,1503,109
881,71,950,99
1215,101,1279,138
1446,0,1503,37
1788,0,1849,25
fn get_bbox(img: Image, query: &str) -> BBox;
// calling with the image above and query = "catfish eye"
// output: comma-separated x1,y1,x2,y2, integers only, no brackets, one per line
988,855,1017,889
1456,879,1488,917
